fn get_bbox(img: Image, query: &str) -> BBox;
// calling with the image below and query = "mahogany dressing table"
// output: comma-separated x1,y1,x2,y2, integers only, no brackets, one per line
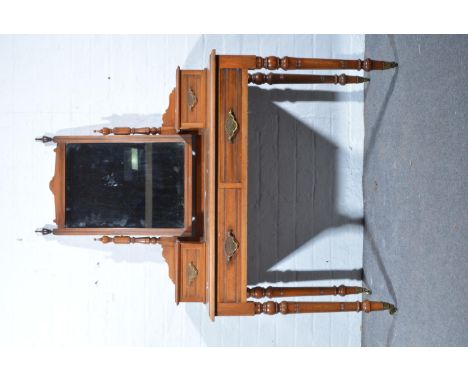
37,50,398,320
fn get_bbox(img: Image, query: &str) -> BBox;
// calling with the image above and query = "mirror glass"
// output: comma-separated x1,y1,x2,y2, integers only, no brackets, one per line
65,142,185,228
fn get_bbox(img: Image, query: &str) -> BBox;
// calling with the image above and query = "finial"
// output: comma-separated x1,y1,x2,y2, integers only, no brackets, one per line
35,227,53,235
35,136,53,143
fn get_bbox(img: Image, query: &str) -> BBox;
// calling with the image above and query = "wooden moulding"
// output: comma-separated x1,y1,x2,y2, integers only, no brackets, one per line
218,55,257,69
206,49,217,321
51,134,193,237
50,144,65,227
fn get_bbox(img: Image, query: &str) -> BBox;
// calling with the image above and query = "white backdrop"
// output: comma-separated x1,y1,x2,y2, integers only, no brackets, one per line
0,35,365,346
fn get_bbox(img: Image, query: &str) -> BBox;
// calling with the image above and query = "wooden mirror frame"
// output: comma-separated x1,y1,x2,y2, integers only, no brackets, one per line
50,134,194,237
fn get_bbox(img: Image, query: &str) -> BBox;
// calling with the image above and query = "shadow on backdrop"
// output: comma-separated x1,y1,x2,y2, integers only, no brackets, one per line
40,91,365,285
248,87,363,285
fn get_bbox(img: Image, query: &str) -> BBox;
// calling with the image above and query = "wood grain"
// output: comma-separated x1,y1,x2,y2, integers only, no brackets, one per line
179,70,207,129
206,49,217,320
177,241,206,303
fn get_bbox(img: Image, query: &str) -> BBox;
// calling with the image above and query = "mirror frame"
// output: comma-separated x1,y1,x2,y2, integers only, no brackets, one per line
50,134,193,237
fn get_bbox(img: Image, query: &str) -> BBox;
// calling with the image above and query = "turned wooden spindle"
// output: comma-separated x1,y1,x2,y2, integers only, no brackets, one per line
255,56,398,72
253,300,397,315
247,285,371,299
94,127,161,136
96,235,160,244
248,72,369,86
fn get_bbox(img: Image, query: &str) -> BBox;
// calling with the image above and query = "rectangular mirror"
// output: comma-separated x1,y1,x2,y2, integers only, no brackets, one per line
50,135,193,236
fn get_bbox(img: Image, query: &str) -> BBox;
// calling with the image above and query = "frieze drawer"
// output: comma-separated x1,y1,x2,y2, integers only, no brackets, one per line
217,189,244,303
218,68,243,184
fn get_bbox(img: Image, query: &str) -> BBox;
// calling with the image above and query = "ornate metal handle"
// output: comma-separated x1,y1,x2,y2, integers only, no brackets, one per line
224,109,239,142
187,87,197,110
187,262,199,285
224,230,239,262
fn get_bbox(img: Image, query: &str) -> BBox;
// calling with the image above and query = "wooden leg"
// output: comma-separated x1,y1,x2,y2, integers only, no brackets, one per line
247,285,371,298
254,300,397,315
248,72,369,86
255,56,397,72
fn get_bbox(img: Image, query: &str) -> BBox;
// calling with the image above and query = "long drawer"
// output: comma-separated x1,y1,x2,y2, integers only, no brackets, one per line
217,68,248,305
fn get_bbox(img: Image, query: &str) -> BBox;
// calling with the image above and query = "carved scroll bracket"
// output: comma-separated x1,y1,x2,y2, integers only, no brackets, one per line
96,236,177,284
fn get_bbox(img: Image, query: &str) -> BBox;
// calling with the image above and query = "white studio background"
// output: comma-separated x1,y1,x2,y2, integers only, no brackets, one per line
0,34,365,346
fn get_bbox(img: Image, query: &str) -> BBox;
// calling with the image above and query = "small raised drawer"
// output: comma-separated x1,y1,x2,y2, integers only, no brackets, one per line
176,241,206,303
177,69,206,130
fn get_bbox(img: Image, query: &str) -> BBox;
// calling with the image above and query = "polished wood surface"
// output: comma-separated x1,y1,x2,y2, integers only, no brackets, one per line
206,50,217,320
46,50,398,321
218,55,398,71
248,72,370,85
176,241,206,303
94,127,161,135
252,300,395,315
254,56,398,71
247,285,371,298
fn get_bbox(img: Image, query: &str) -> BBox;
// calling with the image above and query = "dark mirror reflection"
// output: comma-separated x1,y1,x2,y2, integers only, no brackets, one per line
65,142,185,228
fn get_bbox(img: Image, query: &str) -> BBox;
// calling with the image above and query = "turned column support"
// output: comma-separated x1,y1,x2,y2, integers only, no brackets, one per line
253,300,397,315
96,235,160,244
247,285,371,298
255,56,397,72
248,72,369,86
94,127,161,136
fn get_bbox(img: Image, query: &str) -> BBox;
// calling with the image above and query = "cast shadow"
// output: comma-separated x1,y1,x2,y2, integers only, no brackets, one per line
40,94,365,277
247,87,363,285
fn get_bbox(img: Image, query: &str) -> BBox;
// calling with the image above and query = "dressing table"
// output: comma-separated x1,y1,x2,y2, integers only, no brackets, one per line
38,50,398,320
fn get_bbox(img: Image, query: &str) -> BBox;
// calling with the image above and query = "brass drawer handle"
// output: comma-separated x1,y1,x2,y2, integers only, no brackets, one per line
188,87,197,110
224,109,239,142
224,230,239,262
187,261,199,285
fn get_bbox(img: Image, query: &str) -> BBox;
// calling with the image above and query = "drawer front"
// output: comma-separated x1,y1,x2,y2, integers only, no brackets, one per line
179,242,206,302
218,68,243,184
217,189,244,303
179,70,206,129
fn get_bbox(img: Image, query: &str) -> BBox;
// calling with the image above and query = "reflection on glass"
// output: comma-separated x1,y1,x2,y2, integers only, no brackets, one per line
65,142,185,228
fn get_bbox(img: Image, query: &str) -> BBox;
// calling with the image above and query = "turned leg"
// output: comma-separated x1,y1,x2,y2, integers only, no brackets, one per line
95,235,175,247
94,127,161,135
247,285,371,298
254,300,397,315
248,72,369,86
255,56,397,72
